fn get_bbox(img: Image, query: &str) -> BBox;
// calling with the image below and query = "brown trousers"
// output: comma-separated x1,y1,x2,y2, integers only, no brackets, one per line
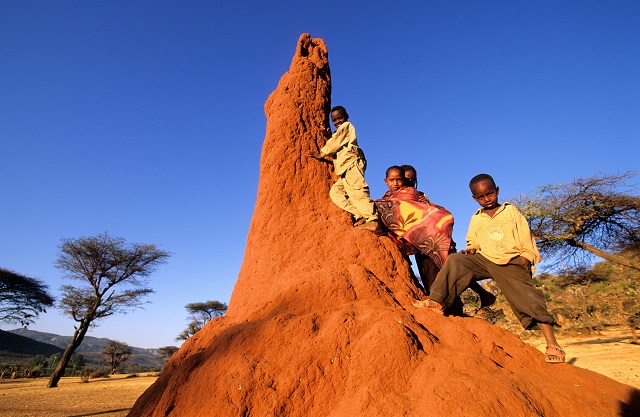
429,252,554,329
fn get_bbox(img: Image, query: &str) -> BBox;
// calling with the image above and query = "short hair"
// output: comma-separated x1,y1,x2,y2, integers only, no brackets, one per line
330,106,349,120
386,165,405,178
469,173,497,189
400,164,418,187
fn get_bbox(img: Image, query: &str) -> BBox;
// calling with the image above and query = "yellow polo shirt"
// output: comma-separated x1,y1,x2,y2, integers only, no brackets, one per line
465,203,541,265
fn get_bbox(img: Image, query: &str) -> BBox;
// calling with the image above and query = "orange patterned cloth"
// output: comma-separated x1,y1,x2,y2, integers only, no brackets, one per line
375,187,454,268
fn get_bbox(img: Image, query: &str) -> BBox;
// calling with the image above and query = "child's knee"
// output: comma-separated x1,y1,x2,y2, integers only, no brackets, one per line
447,252,466,265
329,182,345,198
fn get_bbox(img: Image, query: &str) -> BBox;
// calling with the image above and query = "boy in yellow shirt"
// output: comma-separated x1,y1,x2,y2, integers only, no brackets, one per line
309,106,378,231
414,174,564,363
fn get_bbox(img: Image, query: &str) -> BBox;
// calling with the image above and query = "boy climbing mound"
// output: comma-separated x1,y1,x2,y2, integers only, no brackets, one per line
309,106,378,231
414,174,565,364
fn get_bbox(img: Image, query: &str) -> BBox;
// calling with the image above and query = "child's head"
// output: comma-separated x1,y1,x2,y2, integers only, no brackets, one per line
385,165,405,192
400,164,418,188
330,106,349,128
469,174,500,210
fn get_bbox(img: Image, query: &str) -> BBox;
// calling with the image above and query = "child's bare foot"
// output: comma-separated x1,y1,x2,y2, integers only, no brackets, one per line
412,298,444,314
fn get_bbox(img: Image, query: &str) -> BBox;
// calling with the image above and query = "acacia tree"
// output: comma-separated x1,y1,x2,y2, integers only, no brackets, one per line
513,172,640,272
159,345,179,359
158,345,179,369
0,268,54,326
176,300,227,341
102,341,133,374
47,232,170,388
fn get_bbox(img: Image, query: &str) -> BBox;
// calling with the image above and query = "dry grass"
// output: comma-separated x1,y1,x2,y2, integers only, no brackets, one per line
0,373,157,417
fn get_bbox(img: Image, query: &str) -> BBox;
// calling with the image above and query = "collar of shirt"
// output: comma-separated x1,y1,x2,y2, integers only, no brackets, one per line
474,202,511,216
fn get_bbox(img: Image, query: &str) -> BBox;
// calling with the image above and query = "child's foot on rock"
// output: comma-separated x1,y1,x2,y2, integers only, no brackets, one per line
353,217,367,227
355,220,379,232
544,345,566,364
412,298,444,314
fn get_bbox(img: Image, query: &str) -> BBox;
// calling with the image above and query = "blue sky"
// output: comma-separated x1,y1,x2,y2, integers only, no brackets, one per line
1,1,638,348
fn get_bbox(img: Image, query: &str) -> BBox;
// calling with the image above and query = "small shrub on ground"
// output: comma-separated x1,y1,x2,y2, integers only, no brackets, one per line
90,369,110,379
80,369,90,383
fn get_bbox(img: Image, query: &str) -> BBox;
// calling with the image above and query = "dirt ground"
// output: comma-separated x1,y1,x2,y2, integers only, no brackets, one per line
525,326,639,389
0,373,157,417
0,327,637,417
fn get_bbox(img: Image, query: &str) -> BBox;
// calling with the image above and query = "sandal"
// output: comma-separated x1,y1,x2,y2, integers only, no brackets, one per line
355,220,379,232
412,299,444,314
474,306,494,317
353,217,367,227
544,346,565,364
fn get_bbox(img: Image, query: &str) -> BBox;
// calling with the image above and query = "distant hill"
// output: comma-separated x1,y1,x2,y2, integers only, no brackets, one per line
4,328,165,368
0,329,64,364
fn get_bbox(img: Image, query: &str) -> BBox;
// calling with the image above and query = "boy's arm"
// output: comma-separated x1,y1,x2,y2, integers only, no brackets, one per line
309,150,329,160
309,126,334,160
417,191,431,204
513,207,541,264
315,122,352,159
462,215,480,254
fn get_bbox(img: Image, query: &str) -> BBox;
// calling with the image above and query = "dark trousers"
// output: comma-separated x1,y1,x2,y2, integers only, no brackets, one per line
414,252,439,295
429,253,553,329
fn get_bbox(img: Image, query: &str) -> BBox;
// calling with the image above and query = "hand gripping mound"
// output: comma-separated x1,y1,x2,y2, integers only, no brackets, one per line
128,34,639,417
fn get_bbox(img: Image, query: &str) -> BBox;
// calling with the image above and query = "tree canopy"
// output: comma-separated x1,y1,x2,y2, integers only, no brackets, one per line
159,345,179,359
185,300,228,324
102,341,133,374
177,300,227,341
47,232,170,388
0,268,54,326
513,172,640,272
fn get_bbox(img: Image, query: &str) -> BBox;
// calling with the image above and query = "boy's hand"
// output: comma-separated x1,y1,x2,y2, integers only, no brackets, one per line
520,257,532,271
417,194,431,204
460,248,477,255
309,150,322,159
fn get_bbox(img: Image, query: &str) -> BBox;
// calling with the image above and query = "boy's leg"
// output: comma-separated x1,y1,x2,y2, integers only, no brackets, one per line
468,280,496,308
342,160,377,222
414,252,439,295
329,178,364,220
485,258,564,363
486,257,554,329
429,253,490,308
539,323,561,347
406,255,426,293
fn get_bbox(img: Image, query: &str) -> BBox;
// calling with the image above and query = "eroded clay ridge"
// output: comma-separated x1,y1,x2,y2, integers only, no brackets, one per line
128,34,638,417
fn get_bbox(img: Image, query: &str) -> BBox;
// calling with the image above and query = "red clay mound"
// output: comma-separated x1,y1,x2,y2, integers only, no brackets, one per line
129,34,640,417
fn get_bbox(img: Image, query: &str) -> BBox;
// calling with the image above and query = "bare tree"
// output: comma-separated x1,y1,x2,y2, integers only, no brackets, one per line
0,268,54,326
513,172,640,272
102,341,133,374
47,232,170,388
176,300,227,341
